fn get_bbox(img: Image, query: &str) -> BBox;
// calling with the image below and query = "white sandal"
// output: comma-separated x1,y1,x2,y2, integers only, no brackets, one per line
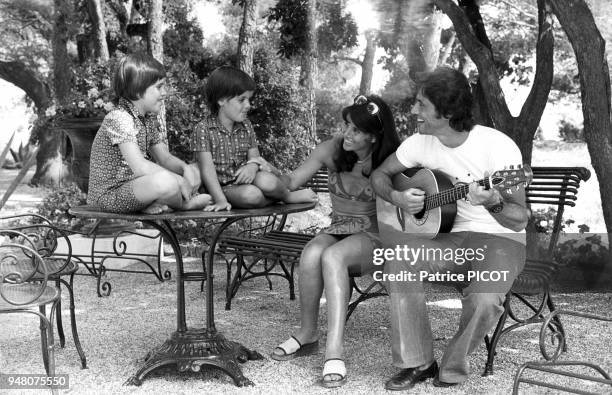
320,358,347,388
270,336,319,361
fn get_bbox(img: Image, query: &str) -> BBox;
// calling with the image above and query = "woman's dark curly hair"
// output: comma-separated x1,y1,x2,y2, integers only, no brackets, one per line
417,67,475,132
333,94,400,175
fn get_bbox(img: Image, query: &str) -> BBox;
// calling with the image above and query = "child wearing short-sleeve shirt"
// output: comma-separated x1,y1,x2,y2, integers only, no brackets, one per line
191,66,317,211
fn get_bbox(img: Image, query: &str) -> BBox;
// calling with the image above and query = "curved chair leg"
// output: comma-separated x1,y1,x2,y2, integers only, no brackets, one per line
47,301,59,395
61,275,87,368
54,278,66,348
483,296,511,376
39,305,50,374
546,295,567,352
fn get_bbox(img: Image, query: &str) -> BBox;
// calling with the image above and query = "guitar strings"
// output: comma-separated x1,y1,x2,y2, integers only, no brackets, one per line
425,179,490,210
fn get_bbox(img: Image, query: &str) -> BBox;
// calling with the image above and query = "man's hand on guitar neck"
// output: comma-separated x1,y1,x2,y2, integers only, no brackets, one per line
466,172,530,232
390,188,426,214
466,182,501,207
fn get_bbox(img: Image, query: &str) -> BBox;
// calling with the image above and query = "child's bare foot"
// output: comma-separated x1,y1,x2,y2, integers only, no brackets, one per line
183,193,212,210
284,188,318,204
143,202,166,214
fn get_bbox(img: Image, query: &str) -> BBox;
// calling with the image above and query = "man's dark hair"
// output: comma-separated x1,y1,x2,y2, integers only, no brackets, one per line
417,67,475,132
204,66,257,115
113,53,166,101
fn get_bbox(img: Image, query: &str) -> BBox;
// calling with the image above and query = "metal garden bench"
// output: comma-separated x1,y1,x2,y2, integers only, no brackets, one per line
218,166,593,380
483,166,591,375
217,168,387,314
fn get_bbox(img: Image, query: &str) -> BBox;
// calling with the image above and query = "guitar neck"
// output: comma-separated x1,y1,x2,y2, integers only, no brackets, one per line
425,178,489,210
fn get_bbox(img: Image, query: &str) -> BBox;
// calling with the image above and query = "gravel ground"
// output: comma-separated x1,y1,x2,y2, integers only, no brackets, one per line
1,255,611,395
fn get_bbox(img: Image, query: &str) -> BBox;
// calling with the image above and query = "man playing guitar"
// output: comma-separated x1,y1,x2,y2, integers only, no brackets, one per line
371,67,530,390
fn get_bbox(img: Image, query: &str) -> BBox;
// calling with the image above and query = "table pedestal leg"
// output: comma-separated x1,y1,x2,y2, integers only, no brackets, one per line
125,329,263,386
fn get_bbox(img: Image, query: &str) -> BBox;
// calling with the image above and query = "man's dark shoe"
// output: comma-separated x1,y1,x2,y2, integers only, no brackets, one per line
433,376,459,388
385,361,439,391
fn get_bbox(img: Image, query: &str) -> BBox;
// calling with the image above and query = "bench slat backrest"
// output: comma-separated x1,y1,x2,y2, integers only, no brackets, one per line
525,167,591,256
303,168,330,193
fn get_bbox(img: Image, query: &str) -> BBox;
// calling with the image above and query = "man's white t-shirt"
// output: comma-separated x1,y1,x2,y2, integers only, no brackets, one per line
395,125,525,240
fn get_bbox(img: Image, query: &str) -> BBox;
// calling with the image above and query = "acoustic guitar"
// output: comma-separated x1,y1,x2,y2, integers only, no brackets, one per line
376,165,533,239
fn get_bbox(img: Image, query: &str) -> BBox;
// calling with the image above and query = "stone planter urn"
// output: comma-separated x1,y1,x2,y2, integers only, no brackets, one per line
59,117,104,193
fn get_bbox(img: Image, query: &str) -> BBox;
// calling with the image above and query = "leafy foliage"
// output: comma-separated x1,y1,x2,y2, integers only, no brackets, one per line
267,0,308,58
316,2,358,58
47,60,117,121
267,0,358,59
250,48,313,171
164,61,205,162
558,119,584,142
6,141,36,169
0,0,54,72
36,182,87,230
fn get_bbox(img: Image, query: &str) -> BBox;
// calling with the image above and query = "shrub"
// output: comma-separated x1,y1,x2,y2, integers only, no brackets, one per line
531,208,609,288
249,48,313,172
37,183,87,230
558,119,584,142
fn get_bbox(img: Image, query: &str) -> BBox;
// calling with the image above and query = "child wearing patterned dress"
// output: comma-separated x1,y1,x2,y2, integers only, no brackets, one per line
191,66,317,211
87,53,211,214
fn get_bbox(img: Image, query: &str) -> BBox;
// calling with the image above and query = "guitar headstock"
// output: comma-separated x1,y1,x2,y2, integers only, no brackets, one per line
489,164,533,192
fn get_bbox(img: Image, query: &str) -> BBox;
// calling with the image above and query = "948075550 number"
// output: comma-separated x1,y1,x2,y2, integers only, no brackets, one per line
0,374,69,389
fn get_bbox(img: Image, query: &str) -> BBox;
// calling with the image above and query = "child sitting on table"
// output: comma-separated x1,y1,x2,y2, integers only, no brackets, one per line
191,66,317,211
87,53,211,214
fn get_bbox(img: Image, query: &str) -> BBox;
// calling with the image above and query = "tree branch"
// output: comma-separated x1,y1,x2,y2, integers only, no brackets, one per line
333,55,362,66
517,0,554,135
0,60,51,111
434,0,513,127
498,0,537,20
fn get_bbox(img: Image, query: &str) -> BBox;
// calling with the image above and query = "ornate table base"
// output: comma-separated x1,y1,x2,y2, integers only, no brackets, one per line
69,204,315,387
125,329,264,387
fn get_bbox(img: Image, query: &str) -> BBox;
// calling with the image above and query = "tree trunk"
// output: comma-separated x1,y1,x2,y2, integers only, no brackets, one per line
422,6,444,70
87,0,110,61
511,0,555,164
148,0,163,62
438,30,456,66
457,0,494,127
31,0,75,187
52,0,73,106
31,127,70,187
108,0,133,35
359,30,376,95
550,0,612,256
301,0,317,143
237,0,257,76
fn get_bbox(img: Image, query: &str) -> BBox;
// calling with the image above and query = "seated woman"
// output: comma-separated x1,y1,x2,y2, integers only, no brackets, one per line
270,95,400,388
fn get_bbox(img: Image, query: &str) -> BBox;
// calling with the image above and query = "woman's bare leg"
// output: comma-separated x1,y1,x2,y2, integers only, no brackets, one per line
320,233,378,381
272,234,338,356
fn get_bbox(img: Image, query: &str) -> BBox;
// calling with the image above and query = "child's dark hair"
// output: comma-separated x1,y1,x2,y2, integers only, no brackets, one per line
113,53,166,101
204,66,257,115
416,67,475,132
334,94,400,175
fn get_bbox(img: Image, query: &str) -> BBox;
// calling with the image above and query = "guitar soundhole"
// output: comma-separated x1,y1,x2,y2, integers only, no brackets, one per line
412,208,428,225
